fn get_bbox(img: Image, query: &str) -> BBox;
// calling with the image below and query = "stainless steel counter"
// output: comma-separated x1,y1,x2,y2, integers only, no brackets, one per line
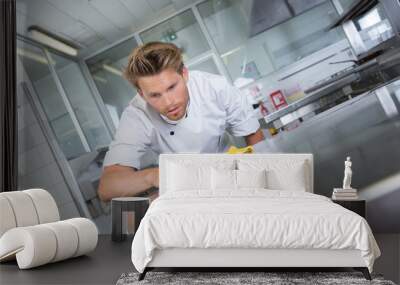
263,46,400,129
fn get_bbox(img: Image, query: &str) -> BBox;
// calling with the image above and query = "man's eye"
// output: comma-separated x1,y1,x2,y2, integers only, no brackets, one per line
150,94,161,98
168,84,176,91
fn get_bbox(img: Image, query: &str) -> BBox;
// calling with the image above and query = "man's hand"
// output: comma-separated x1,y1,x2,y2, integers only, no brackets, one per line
244,128,265,146
149,167,159,188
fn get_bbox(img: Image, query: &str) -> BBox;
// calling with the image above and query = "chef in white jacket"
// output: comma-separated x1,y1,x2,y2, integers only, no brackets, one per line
98,42,265,201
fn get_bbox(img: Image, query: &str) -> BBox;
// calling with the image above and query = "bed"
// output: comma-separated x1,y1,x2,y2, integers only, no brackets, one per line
131,153,380,281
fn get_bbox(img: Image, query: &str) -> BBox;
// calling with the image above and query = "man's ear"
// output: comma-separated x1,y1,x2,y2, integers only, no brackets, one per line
182,66,189,82
137,88,144,97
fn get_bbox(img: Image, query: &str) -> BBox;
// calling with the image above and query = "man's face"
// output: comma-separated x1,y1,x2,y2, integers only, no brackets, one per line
137,67,189,121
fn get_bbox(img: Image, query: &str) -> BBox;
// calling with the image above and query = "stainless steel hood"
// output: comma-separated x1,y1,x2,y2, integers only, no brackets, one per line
249,0,327,37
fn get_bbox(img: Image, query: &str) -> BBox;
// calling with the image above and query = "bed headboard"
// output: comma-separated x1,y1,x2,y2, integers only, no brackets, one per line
159,153,313,195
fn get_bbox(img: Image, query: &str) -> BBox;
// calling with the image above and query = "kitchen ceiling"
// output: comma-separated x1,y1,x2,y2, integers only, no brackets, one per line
16,0,198,58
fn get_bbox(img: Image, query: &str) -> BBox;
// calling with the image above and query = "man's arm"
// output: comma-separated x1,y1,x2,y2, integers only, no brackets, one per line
244,128,265,146
98,165,159,202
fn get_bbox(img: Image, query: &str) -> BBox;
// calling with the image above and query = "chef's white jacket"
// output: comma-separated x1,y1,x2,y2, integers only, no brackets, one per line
103,71,260,169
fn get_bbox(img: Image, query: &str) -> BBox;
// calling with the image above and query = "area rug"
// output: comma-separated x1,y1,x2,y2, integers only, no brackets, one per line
116,271,396,285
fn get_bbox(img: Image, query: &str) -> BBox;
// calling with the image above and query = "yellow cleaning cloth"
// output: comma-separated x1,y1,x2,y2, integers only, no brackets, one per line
226,145,254,154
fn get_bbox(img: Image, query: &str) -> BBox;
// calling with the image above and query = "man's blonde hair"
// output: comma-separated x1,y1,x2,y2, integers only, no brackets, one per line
124,42,184,90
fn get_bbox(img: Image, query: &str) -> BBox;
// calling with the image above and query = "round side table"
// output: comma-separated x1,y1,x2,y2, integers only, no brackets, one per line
111,197,149,242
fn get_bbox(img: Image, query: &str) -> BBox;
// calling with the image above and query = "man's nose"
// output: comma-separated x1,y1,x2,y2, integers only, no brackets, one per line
163,92,174,106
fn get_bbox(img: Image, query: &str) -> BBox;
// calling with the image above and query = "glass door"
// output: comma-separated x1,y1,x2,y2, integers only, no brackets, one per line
17,40,88,160
49,52,112,151
17,40,112,159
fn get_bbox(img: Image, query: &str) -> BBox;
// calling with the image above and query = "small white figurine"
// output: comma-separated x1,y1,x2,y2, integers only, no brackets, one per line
342,156,353,189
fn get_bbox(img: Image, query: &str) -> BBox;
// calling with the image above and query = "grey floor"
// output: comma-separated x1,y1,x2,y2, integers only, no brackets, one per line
0,235,134,285
1,235,397,284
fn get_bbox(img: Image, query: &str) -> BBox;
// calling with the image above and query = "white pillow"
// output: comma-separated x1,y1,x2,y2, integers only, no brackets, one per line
237,159,308,191
167,162,211,191
211,169,268,190
166,159,236,192
211,168,236,190
236,169,267,189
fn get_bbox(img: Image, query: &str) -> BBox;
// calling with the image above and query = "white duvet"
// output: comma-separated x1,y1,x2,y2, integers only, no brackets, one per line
131,190,380,273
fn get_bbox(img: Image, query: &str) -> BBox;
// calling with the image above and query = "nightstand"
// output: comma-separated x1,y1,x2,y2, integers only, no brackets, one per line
332,199,366,218
111,197,150,242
